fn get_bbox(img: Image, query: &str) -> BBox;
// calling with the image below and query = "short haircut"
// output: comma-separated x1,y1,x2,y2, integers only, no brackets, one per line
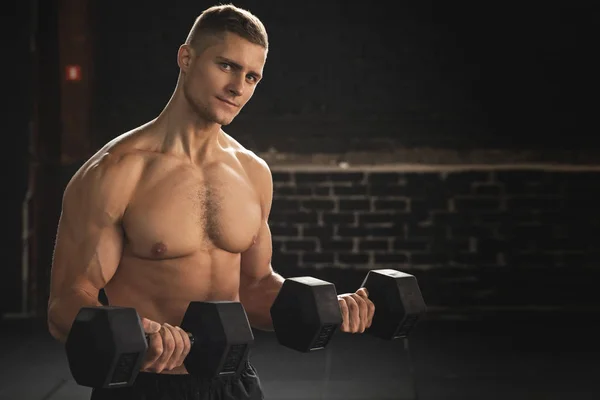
185,4,269,54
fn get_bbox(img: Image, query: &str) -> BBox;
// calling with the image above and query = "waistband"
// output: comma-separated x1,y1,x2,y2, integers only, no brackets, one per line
135,360,254,384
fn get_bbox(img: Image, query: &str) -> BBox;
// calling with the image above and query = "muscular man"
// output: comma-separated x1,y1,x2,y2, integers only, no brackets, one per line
47,4,375,400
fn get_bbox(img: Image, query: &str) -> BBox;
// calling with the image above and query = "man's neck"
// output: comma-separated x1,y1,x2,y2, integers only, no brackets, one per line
154,91,223,162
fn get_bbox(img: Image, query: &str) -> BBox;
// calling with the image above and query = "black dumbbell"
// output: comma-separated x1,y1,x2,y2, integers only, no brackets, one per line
361,269,427,340
65,301,254,389
270,269,426,352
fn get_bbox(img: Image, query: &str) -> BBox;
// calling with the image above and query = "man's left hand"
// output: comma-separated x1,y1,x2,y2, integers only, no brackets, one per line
337,288,375,333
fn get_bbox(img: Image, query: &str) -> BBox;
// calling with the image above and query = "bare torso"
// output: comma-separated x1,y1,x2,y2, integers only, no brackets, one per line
104,128,263,374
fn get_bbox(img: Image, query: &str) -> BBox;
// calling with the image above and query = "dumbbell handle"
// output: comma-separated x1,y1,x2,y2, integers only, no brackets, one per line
144,332,195,347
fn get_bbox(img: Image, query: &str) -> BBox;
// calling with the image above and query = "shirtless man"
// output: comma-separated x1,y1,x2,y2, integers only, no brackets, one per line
47,4,375,400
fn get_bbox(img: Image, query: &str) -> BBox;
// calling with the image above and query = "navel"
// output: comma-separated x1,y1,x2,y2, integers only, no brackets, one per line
151,242,168,257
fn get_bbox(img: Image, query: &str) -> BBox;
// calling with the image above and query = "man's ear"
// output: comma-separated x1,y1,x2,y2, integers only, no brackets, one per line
177,44,194,72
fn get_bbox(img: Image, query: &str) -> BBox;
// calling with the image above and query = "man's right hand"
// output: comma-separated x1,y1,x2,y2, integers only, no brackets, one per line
140,318,192,373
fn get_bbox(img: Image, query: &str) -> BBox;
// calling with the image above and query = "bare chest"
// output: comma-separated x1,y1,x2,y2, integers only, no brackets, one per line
122,163,262,258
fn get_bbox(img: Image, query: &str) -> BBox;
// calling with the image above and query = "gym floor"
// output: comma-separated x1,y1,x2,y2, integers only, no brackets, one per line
0,310,597,400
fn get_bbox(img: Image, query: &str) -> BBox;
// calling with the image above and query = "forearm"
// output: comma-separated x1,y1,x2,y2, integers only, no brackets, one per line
240,271,285,331
47,288,103,343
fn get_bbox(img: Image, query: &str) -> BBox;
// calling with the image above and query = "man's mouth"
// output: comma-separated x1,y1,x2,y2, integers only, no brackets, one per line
217,97,239,107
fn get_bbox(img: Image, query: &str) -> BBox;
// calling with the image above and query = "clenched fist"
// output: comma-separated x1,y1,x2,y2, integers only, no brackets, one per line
140,318,192,373
337,287,375,333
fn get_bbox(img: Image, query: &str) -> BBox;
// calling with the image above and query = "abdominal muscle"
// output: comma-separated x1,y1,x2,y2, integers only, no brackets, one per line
104,247,242,375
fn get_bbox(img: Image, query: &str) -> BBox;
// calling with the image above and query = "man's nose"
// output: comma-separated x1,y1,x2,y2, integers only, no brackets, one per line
227,76,244,96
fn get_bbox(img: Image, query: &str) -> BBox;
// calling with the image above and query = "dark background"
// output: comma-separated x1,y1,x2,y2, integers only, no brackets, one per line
88,1,598,151
3,0,600,317
2,1,600,399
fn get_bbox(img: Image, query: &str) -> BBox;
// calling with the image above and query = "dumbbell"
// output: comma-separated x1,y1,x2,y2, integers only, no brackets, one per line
65,301,254,389
270,269,426,352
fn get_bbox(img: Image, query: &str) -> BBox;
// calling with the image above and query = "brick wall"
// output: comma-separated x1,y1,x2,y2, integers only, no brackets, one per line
268,166,600,312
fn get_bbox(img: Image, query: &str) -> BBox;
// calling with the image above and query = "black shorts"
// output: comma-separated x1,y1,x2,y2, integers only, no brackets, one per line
89,361,264,400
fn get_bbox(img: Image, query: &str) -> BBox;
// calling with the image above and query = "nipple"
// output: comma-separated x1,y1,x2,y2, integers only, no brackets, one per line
151,242,168,257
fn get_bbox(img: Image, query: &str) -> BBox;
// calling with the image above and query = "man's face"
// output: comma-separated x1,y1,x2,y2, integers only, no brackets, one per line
181,32,266,126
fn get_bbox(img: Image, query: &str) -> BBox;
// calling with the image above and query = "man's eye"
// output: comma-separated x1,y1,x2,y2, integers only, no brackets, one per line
220,63,231,70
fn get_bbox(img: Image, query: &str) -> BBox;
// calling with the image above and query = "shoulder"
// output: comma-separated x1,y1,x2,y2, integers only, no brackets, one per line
223,131,272,184
64,131,148,216
72,133,145,188
222,131,273,205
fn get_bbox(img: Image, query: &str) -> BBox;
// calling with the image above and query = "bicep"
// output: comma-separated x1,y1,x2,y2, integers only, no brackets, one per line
240,220,273,282
239,154,275,282
51,211,123,299
49,170,125,302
